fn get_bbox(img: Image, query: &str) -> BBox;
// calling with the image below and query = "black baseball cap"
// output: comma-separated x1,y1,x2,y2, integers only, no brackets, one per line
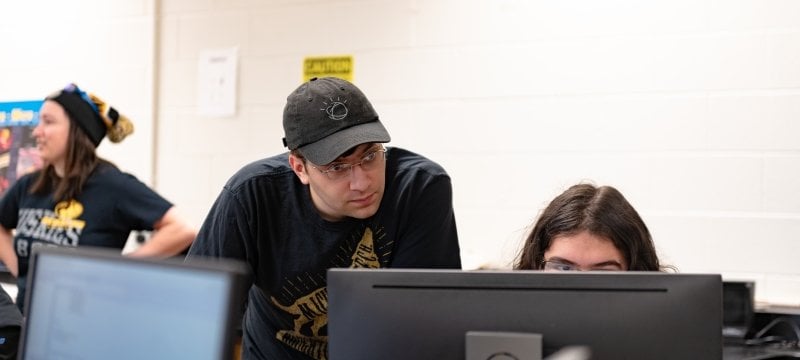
282,77,391,165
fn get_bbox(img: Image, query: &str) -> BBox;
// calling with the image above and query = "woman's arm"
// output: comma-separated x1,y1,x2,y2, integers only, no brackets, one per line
128,207,196,258
0,225,18,277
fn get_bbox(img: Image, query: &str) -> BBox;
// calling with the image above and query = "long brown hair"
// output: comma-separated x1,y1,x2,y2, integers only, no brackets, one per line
30,110,110,203
515,184,666,271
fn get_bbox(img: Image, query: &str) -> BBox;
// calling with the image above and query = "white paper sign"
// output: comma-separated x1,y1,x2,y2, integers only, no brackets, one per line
197,47,238,117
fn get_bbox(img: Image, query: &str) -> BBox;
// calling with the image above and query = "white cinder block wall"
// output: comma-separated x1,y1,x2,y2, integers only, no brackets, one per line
158,0,800,306
2,0,799,306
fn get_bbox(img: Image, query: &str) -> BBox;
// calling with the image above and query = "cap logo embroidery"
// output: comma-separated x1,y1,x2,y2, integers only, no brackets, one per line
321,97,348,120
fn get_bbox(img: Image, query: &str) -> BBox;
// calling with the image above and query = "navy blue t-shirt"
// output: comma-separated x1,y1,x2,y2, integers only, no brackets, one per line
0,163,172,309
187,147,461,360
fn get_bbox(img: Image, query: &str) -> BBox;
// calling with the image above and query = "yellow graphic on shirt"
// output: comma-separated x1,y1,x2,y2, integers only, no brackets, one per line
272,227,381,360
271,286,328,360
349,227,380,269
40,200,86,229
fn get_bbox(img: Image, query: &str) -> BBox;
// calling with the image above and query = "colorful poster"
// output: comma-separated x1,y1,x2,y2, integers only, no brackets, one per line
0,101,42,195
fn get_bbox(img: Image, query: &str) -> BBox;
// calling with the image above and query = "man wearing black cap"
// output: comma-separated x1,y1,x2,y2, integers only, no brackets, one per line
187,77,461,360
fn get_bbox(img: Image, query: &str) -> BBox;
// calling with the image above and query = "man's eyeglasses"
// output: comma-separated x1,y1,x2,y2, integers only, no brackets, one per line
542,260,622,272
310,147,386,180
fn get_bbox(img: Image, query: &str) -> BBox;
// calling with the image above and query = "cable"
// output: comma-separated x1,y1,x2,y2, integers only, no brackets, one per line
745,317,800,348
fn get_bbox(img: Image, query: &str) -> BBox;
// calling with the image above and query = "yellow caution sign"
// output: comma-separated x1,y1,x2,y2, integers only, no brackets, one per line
303,56,353,82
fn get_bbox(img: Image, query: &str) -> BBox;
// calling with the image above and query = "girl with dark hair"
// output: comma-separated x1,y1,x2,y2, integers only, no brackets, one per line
515,183,669,272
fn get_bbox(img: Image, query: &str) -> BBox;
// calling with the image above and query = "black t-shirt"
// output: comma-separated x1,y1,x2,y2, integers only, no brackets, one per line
0,163,172,309
187,147,461,360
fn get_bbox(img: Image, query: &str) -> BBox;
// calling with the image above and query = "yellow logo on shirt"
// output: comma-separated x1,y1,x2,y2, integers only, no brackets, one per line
41,200,86,229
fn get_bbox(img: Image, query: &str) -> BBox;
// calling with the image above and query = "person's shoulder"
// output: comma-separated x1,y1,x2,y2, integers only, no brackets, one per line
224,152,294,191
388,147,449,178
91,162,135,183
5,170,42,194
91,163,165,194
14,170,39,186
85,163,154,194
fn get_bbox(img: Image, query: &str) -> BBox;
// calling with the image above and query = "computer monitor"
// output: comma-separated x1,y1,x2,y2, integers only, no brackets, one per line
328,269,722,360
722,281,755,341
19,246,250,360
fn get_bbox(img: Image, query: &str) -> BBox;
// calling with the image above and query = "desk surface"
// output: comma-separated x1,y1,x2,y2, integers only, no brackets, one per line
757,304,800,316
724,344,800,360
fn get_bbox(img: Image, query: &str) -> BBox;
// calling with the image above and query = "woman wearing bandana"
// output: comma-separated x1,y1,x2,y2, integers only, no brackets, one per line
0,84,196,311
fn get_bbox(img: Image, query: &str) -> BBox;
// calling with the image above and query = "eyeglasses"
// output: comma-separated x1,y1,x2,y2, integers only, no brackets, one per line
542,260,623,272
310,147,386,180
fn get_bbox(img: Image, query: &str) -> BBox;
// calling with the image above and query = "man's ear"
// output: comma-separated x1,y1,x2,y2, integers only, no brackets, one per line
289,154,310,185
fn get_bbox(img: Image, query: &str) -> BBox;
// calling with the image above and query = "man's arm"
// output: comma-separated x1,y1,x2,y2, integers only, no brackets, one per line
187,188,250,263
389,175,461,269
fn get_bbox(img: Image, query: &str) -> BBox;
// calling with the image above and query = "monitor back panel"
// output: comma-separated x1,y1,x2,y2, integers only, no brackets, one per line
328,269,722,360
722,280,755,341
19,246,249,360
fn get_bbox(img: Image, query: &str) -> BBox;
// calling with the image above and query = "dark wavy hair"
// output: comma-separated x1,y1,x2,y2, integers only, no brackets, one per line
515,184,667,271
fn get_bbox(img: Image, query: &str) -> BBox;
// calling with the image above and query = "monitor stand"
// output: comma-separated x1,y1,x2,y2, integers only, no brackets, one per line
466,331,543,360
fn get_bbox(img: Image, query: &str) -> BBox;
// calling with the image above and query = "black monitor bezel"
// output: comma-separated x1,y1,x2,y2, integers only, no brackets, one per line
328,268,723,360
19,246,249,360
